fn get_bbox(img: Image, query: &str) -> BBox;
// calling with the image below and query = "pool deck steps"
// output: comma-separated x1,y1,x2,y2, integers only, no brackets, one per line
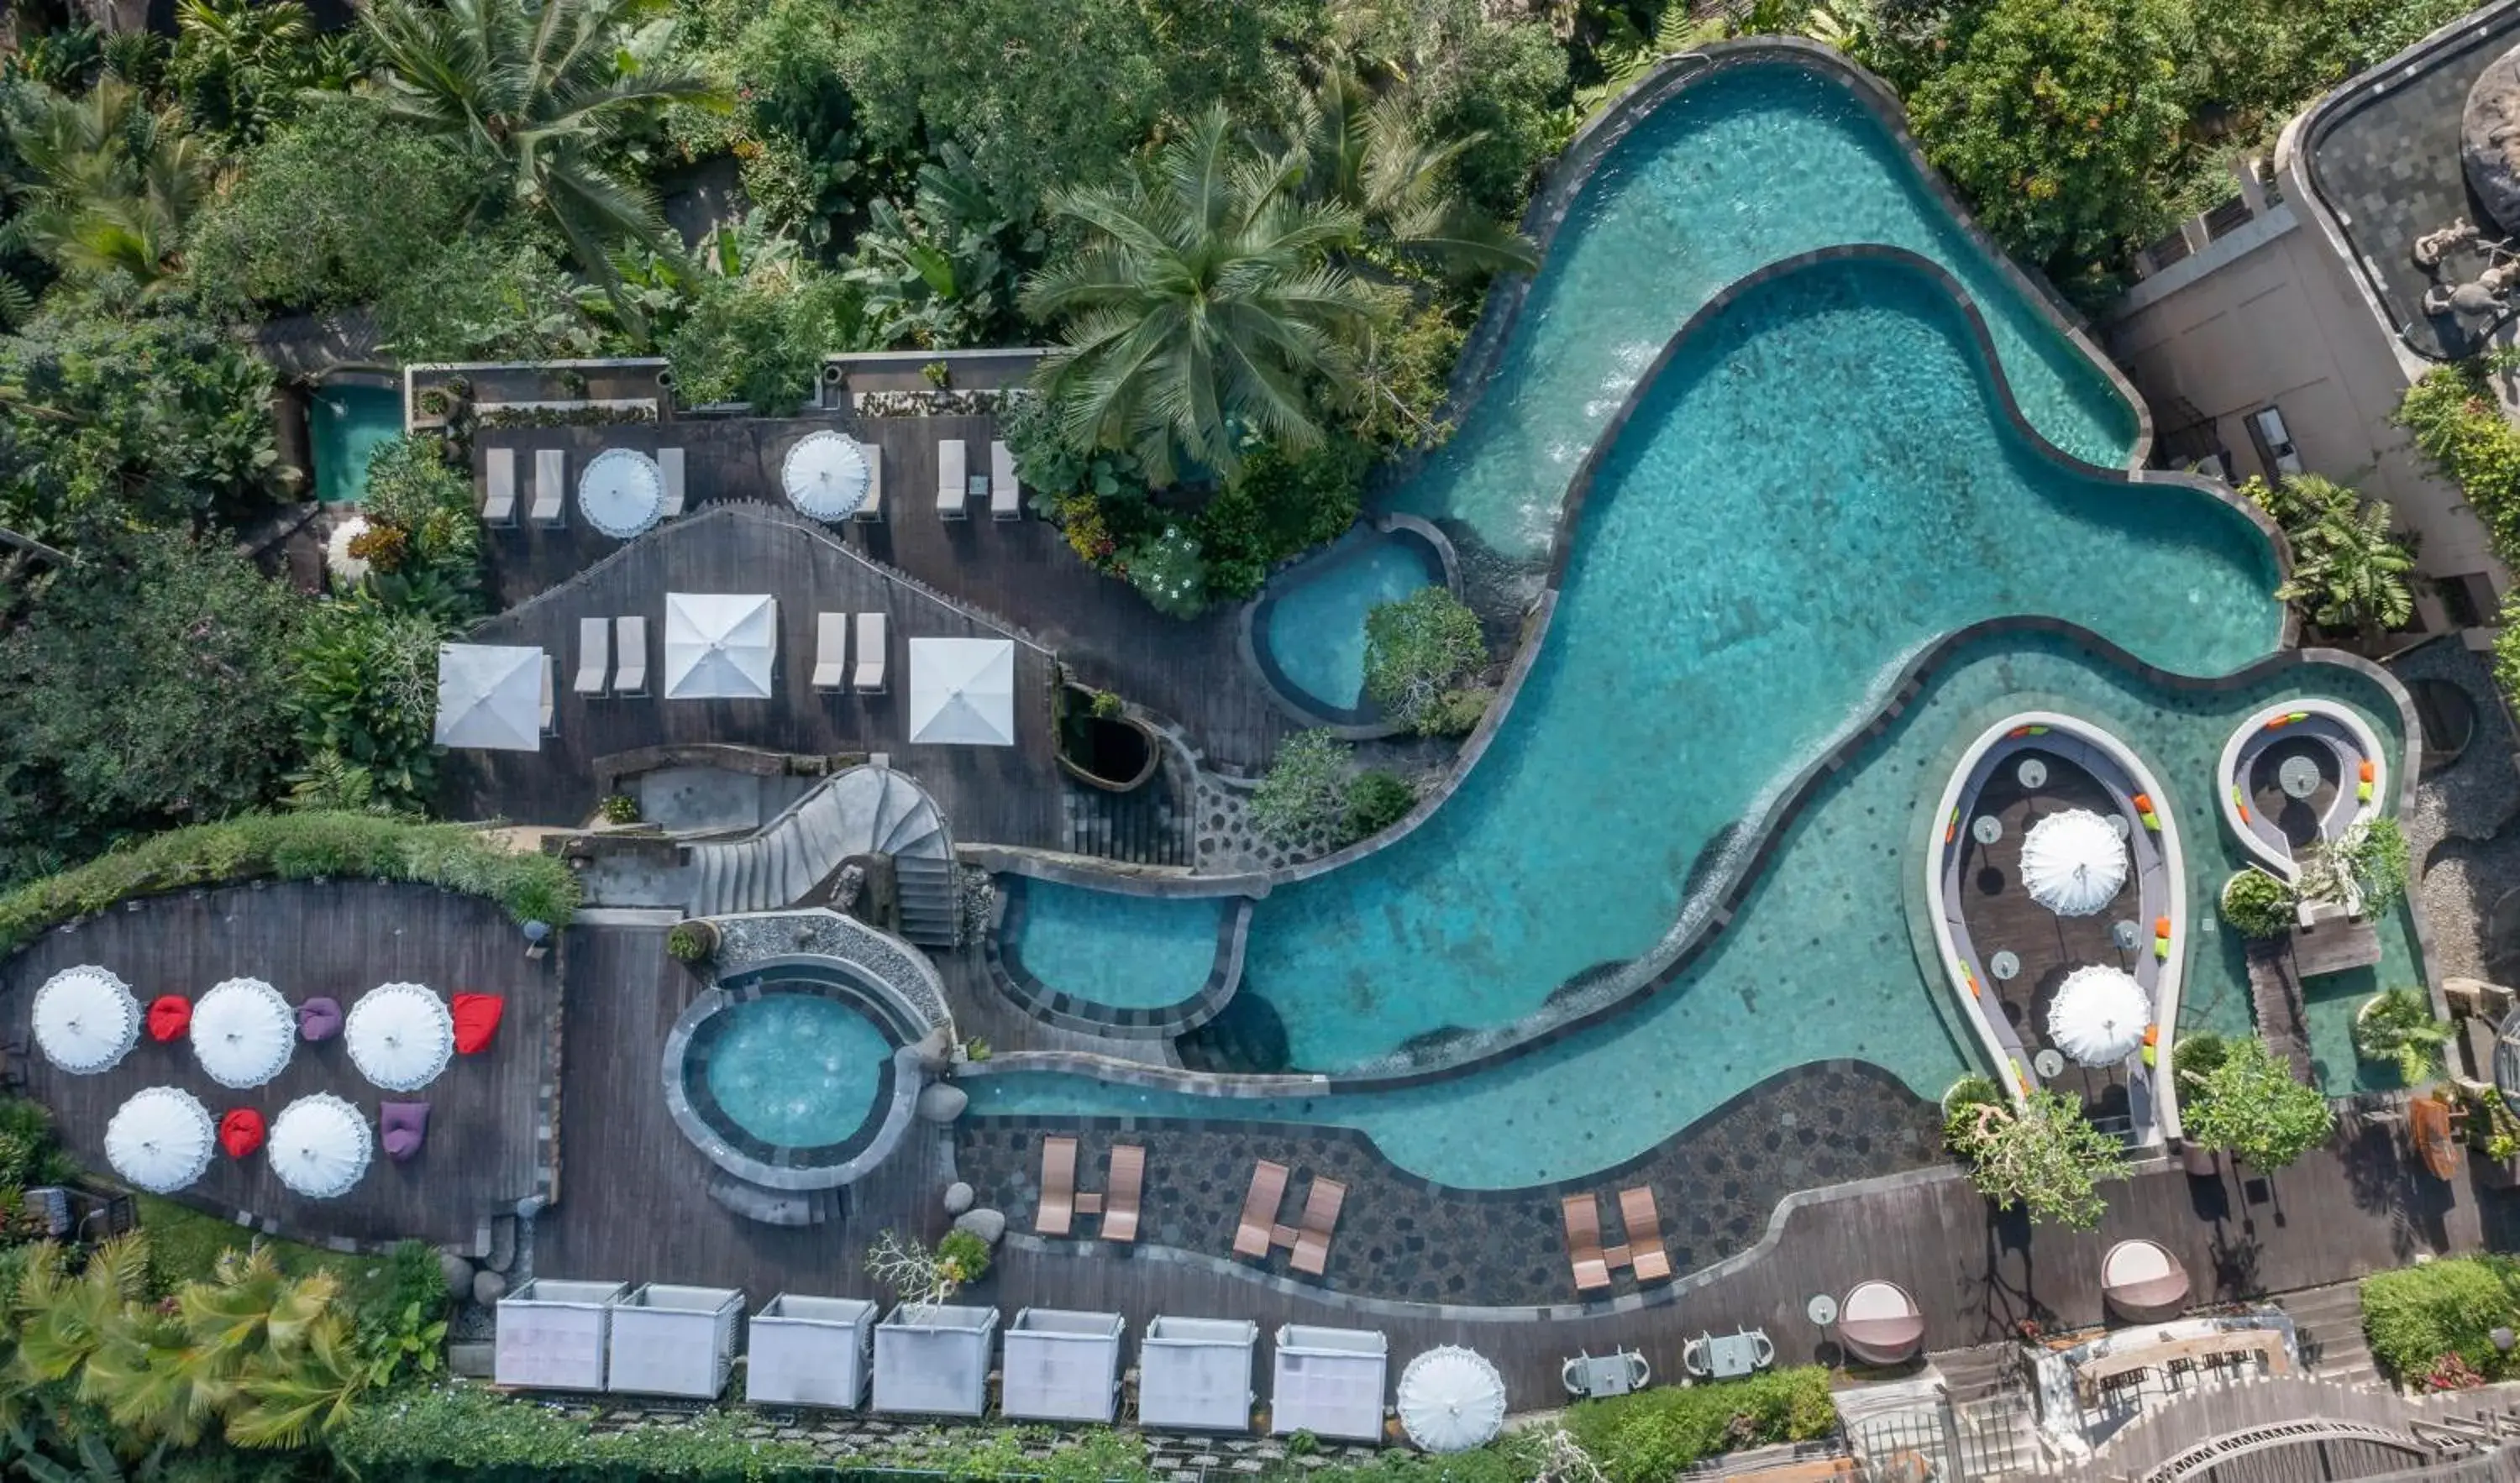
684,766,952,918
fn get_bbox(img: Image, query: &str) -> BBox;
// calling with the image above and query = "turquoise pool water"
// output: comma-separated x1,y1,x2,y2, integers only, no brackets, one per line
1006,880,1225,1010
1261,534,1444,714
309,384,406,504
702,993,891,1147
1393,61,2134,558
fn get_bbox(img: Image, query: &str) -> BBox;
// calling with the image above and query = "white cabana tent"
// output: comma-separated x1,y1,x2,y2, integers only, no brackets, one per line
607,1284,744,1399
345,982,455,1092
2048,965,2150,1066
872,1303,999,1417
747,1295,877,1407
267,1093,373,1199
496,1279,627,1391
783,430,872,521
191,977,294,1088
579,448,666,538
1272,1325,1389,1443
1001,1308,1125,1423
2019,809,2129,917
907,637,1017,747
1138,1316,1257,1432
105,1087,215,1193
664,593,779,700
434,643,545,752
33,965,140,1075
1397,1346,1506,1454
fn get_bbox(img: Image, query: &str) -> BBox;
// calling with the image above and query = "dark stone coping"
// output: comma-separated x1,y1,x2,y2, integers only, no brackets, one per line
1235,514,1463,738
311,365,401,392
659,956,924,1191
591,742,862,800
980,874,1250,1040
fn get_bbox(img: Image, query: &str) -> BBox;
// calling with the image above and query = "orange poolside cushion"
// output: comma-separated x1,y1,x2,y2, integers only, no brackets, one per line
2360,760,2376,783
218,1108,265,1159
2131,793,2153,813
450,993,504,1055
2154,917,2171,938
147,995,191,1043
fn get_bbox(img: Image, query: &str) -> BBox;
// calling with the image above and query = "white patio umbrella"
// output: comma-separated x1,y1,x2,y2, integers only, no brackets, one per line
32,965,140,1075
907,637,1016,746
781,430,871,521
433,643,544,752
191,978,295,1088
2047,964,2150,1066
325,516,374,584
268,1093,373,1199
578,447,666,538
106,1087,216,1193
664,593,780,699
1397,1346,1506,1454
2019,809,2129,917
345,982,454,1092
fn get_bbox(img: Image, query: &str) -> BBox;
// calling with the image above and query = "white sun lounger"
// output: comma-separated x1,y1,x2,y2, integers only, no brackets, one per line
573,618,610,696
483,447,518,527
531,449,566,527
614,616,648,697
856,439,885,521
658,448,685,516
937,439,969,519
990,440,1019,520
540,655,556,736
812,612,848,692
853,612,887,694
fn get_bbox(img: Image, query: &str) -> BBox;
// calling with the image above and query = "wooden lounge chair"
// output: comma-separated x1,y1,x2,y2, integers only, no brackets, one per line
853,612,886,694
530,449,565,527
811,613,848,692
573,617,610,696
1289,1176,1346,1276
658,448,685,516
482,447,517,526
1620,1187,1671,1282
613,616,648,698
990,439,1020,520
1100,1144,1145,1243
1034,1135,1079,1236
1233,1160,1289,1260
855,438,884,521
1562,1194,1611,1292
937,438,969,518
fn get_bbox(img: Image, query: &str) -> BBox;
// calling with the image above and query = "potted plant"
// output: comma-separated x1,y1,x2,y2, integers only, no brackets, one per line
665,920,719,967
2456,1080,2520,1188
596,794,640,826
2355,986,2453,1085
1053,682,1161,792
2218,868,2297,938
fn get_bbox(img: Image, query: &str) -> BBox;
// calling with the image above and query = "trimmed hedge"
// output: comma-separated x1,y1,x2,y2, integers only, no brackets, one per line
0,812,579,957
2361,1255,2520,1385
1566,1367,1837,1482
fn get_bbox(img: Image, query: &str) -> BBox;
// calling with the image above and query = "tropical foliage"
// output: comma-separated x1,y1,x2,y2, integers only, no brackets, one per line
1566,1368,1836,1483
1942,1085,2130,1229
2176,1033,2334,1171
1363,586,1490,736
1250,728,1414,850
2240,474,2417,641
2298,815,2411,916
2218,867,2295,939
2353,986,2450,1086
2362,1256,2520,1386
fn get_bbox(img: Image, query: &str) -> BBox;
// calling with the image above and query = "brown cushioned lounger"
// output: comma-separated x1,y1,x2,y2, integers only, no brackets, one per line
1563,1194,1611,1292
1100,1144,1146,1243
1620,1187,1672,1282
1233,1160,1289,1259
1035,1135,1079,1236
1289,1176,1347,1276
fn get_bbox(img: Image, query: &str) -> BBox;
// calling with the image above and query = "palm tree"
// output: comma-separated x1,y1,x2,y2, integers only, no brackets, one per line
1022,105,1385,485
13,1234,150,1386
356,0,724,296
2278,494,2418,643
82,1302,218,1446
222,1313,368,1449
3,78,217,286
171,1246,338,1415
1276,69,1538,277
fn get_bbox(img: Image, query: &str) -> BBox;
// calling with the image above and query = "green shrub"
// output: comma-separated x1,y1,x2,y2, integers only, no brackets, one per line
2179,1035,2334,1171
1126,527,1210,619
664,923,716,963
1194,438,1368,599
1567,1367,1837,1483
1344,770,1417,840
2172,1030,2229,1083
2362,1256,2520,1384
1248,731,1354,847
2354,986,2450,1085
597,794,641,825
2218,868,2295,938
1363,588,1488,736
1943,1087,2129,1229
936,1228,992,1286
2398,364,2520,572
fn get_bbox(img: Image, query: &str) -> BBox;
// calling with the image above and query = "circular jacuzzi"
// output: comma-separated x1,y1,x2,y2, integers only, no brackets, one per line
661,956,924,1189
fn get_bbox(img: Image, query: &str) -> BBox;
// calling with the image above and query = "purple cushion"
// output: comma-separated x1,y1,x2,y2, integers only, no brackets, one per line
380,1100,429,1161
297,997,344,1042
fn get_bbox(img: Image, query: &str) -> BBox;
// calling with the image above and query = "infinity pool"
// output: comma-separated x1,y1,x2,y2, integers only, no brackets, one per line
702,993,891,1148
309,384,405,504
1259,532,1445,715
1004,878,1223,1011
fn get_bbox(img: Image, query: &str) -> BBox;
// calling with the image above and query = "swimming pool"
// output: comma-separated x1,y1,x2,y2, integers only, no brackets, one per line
309,383,406,504
700,992,893,1148
1255,528,1446,718
1000,877,1226,1013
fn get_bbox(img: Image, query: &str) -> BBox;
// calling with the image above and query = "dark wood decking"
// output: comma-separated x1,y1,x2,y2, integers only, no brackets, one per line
0,883,557,1254
2247,736,2341,852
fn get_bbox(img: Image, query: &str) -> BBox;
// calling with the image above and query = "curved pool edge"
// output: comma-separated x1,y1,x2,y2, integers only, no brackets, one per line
982,874,1251,1039
1236,514,1464,738
2216,698,2391,883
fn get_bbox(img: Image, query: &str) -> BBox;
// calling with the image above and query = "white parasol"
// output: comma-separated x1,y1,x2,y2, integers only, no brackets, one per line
32,965,141,1075
907,637,1017,746
578,447,666,539
433,643,544,752
325,516,374,584
2047,964,2150,1066
664,593,779,700
190,977,295,1088
1396,1345,1506,1454
2019,809,2129,917
268,1093,374,1199
345,982,455,1092
781,430,871,521
106,1087,216,1193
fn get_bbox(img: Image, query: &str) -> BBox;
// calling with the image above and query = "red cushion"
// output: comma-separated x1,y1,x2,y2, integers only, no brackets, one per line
147,995,192,1043
451,993,504,1056
218,1108,265,1159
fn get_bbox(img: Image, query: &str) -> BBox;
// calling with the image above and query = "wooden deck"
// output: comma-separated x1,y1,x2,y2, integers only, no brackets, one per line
0,883,557,1255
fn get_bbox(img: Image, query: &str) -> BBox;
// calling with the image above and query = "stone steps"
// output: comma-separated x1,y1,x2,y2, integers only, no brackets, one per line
684,767,950,918
2281,1279,2377,1388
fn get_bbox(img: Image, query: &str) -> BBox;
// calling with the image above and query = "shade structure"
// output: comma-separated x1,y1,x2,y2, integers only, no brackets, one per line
579,448,666,538
609,1284,744,1398
1001,1308,1126,1423
747,1295,878,1408
497,1279,627,1391
434,643,545,752
2047,965,2150,1066
1397,1345,1506,1454
345,982,455,1092
33,965,140,1075
1271,1324,1388,1443
190,978,294,1088
2019,809,2129,916
1138,1316,1257,1432
907,637,1017,746
2101,1238,2192,1322
1838,1280,1926,1365
873,1304,1000,1417
664,593,779,700
325,516,373,583
106,1087,216,1193
268,1093,373,1199
782,430,872,521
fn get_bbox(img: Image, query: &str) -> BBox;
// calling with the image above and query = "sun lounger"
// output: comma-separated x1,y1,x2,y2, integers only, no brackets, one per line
574,617,610,696
658,448,685,516
539,654,555,736
1100,1144,1145,1243
613,616,648,697
1233,1161,1289,1260
811,613,848,693
856,438,884,521
1035,1135,1079,1236
1562,1194,1611,1292
1289,1176,1346,1276
483,447,517,526
531,449,565,527
1620,1187,1671,1283
937,439,969,519
990,440,1019,520
853,612,886,694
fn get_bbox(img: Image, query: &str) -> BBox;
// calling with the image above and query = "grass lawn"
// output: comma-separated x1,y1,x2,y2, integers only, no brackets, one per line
136,1194,412,1310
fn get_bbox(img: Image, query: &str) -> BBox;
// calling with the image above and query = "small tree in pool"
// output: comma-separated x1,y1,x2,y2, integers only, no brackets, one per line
1943,1088,2129,1230
2180,1035,2334,1171
1362,587,1488,736
1249,730,1354,846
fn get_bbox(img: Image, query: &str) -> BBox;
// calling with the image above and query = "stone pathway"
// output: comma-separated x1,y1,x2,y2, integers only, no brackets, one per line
2390,639,2520,980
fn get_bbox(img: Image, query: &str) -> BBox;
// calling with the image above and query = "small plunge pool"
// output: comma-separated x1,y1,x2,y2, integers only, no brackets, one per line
309,383,406,504
1254,527,1448,720
701,993,892,1148
1000,877,1225,1013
